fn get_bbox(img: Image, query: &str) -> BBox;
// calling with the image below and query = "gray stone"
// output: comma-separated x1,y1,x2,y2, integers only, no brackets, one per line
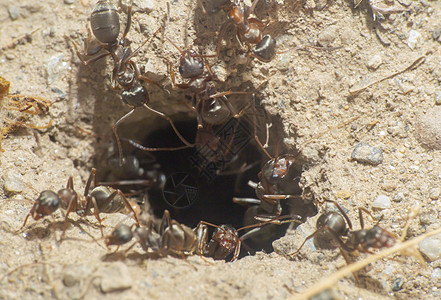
432,268,441,280
64,0,75,4
45,53,66,85
8,5,19,20
416,107,441,150
62,264,94,287
137,0,155,12
392,277,404,292
317,25,338,47
393,192,404,202
429,187,440,200
407,30,422,50
372,194,391,210
99,262,132,293
351,142,383,165
435,91,441,105
419,233,441,262
367,55,383,70
3,171,24,194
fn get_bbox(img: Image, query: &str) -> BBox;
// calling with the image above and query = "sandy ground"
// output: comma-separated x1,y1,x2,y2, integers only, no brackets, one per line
1,0,441,299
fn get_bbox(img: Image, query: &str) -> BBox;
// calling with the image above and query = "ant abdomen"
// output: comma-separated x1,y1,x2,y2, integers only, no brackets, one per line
121,85,149,107
91,0,120,44
253,35,277,62
34,190,61,219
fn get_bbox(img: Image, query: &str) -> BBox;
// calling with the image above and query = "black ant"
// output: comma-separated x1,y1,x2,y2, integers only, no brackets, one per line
65,0,193,164
288,200,395,259
197,0,277,61
21,168,141,237
105,210,287,261
165,36,251,129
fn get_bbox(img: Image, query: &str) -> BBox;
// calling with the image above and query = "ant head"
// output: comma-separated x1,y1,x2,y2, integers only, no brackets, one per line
33,190,61,219
179,52,205,79
212,225,239,255
261,154,295,185
228,5,245,24
317,211,349,237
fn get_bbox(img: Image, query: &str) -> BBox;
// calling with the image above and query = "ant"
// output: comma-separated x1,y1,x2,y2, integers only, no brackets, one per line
197,0,277,62
66,0,193,164
105,210,286,261
288,200,395,260
165,36,250,130
0,76,53,152
21,168,140,237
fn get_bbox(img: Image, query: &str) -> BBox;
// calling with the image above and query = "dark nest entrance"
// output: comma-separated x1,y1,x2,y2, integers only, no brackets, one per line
97,103,316,257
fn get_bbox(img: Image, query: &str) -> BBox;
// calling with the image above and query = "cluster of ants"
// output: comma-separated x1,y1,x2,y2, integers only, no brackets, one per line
19,0,397,264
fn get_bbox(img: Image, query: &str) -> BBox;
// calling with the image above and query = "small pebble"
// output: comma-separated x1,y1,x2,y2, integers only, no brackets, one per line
435,91,441,105
407,30,422,50
393,192,404,202
45,53,66,85
429,187,440,200
432,268,441,280
3,171,24,194
419,233,441,261
366,55,383,70
137,0,155,12
392,277,404,292
372,194,391,209
381,180,397,192
62,264,93,287
64,0,75,4
99,262,132,293
416,107,441,150
351,142,383,165
432,28,441,42
51,87,66,100
420,214,436,225
317,25,338,47
8,5,19,20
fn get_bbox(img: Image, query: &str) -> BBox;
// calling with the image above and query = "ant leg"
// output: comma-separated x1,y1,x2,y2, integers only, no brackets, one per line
127,27,162,61
66,176,74,190
89,196,105,237
287,227,326,257
123,138,191,152
358,207,378,229
233,197,261,206
251,94,273,160
248,0,261,17
197,0,208,14
194,222,209,256
116,191,140,226
129,60,169,94
21,213,32,230
61,194,80,238
230,239,241,262
159,210,172,236
143,103,194,147
83,168,97,197
121,1,133,40
113,108,136,166
64,35,110,65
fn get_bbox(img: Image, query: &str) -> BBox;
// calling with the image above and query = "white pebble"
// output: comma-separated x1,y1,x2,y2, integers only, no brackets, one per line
419,233,441,262
366,55,383,70
407,30,422,50
372,194,391,209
